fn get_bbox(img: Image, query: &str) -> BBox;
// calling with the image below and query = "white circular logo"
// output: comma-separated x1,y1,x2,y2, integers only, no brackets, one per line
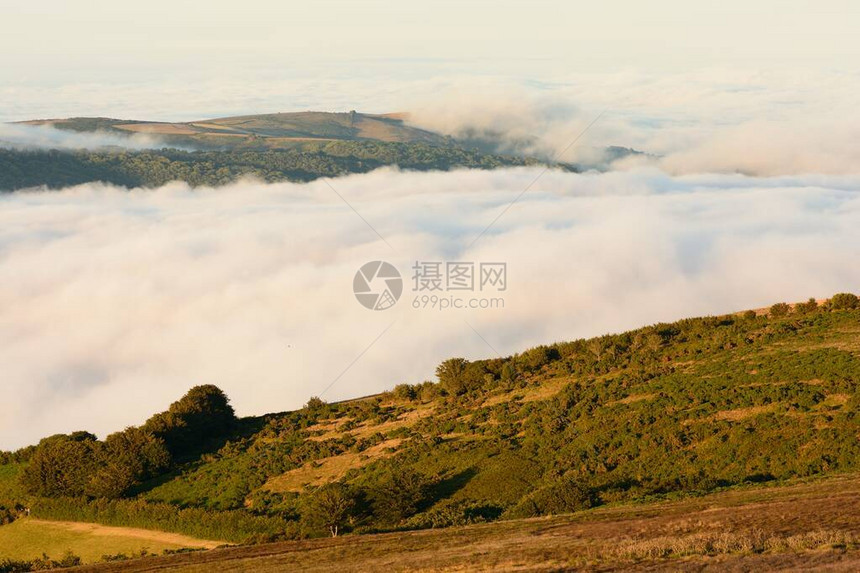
353,261,403,310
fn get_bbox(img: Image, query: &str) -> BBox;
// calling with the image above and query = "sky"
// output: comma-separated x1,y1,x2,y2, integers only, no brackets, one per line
2,0,860,122
1,1,860,448
3,1,859,72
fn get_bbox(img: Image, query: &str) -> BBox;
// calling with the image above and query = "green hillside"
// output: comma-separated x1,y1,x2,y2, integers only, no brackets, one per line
2,111,552,191
1,293,859,569
1,110,651,190
0,142,543,191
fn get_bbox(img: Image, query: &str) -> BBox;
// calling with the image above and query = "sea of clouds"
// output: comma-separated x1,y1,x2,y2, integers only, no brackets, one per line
2,167,860,448
3,66,860,448
0,123,169,151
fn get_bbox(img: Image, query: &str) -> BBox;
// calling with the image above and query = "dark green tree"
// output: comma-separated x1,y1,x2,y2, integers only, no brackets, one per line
21,433,98,497
370,468,432,524
143,385,236,456
830,293,859,310
86,428,171,498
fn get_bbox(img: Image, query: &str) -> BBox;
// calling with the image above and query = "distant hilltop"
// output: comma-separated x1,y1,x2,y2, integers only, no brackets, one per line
20,111,450,150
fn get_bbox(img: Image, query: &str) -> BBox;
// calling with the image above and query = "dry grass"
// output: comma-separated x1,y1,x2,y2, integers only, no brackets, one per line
482,377,571,407
609,528,857,561
712,403,780,421
609,393,657,406
113,123,199,135
71,473,860,572
263,439,402,493
821,393,852,406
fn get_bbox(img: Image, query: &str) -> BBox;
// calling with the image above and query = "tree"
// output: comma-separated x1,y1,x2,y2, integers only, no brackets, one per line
301,483,356,537
519,346,555,371
392,383,417,401
587,338,604,362
21,426,171,499
436,358,469,396
143,385,236,456
370,468,432,524
86,428,171,498
830,293,859,310
304,396,327,411
543,476,598,513
769,303,790,317
21,434,98,497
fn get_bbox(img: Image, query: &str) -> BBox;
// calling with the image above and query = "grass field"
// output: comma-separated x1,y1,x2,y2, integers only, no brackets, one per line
71,473,860,572
0,519,221,563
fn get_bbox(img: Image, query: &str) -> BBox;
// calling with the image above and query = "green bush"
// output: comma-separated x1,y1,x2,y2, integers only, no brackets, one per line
769,303,791,317
369,468,433,525
830,293,859,310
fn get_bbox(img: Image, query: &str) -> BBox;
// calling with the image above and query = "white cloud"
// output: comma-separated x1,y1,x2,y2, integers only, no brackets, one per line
0,123,169,151
2,167,859,449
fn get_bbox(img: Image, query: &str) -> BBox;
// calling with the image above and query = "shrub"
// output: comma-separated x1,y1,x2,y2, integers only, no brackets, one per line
769,303,790,317
830,293,859,310
392,384,417,401
369,468,433,525
404,500,492,529
506,476,598,518
304,396,326,411
795,298,818,314
519,346,554,371
0,551,81,572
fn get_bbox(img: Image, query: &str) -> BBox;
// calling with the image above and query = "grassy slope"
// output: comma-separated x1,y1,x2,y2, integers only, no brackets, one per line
72,474,860,572
0,518,217,563
137,304,860,524
2,299,859,567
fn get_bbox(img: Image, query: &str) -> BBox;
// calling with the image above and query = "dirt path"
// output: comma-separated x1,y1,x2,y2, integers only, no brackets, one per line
31,519,224,549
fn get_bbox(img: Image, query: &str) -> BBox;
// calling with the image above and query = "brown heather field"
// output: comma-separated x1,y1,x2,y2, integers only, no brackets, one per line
69,473,860,572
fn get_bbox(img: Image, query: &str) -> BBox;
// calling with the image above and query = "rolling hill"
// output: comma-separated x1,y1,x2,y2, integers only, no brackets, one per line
1,293,859,570
19,112,450,150
2,111,554,191
0,110,655,191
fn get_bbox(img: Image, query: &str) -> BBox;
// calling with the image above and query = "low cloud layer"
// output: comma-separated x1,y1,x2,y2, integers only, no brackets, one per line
4,68,860,175
2,167,860,449
0,123,169,151
404,70,860,175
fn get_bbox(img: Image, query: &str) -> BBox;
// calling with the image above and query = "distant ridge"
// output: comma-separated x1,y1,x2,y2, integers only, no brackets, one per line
20,111,450,150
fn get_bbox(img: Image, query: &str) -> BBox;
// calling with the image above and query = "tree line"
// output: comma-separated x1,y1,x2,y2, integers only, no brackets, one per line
0,142,547,191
